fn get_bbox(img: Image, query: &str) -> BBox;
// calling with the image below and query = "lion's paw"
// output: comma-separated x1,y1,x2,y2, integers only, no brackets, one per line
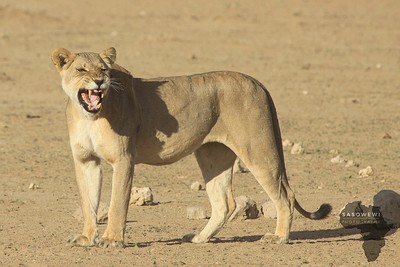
182,233,208,243
67,235,96,247
261,233,288,244
98,238,125,248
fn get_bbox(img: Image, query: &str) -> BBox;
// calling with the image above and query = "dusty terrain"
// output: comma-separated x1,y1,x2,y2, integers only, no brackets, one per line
1,0,399,266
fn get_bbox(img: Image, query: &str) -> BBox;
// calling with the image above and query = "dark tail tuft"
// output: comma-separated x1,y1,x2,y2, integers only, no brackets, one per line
295,200,332,220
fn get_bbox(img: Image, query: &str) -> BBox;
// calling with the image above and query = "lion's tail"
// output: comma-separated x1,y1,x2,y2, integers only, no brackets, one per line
295,200,332,220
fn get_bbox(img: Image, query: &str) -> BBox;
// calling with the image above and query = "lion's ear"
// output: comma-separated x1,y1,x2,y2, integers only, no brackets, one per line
100,47,116,67
51,48,75,72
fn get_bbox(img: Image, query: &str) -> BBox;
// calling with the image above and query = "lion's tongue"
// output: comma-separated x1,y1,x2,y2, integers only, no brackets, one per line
89,94,100,106
82,91,101,109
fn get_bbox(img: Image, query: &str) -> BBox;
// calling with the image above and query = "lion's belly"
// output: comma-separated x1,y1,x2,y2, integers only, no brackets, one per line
134,106,217,165
135,133,202,165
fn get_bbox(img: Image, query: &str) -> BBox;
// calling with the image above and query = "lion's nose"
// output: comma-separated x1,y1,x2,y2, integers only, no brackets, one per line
94,80,104,88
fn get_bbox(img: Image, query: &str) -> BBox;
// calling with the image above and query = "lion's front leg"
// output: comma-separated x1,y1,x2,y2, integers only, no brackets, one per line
68,157,102,247
98,158,134,248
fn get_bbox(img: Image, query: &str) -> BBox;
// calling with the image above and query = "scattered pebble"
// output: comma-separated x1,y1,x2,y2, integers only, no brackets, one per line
0,72,12,82
330,154,359,168
73,201,109,222
229,196,259,221
382,133,392,139
190,181,202,191
186,206,207,220
260,201,277,219
290,143,304,155
26,114,41,119
331,155,345,164
29,183,40,190
98,202,110,223
340,98,360,104
358,166,374,177
282,139,294,148
98,212,109,223
329,149,339,154
344,160,358,168
130,187,155,206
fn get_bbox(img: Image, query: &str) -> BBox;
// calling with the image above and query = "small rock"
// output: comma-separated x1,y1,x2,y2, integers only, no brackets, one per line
260,201,277,219
349,98,360,104
345,160,358,168
290,143,304,155
282,139,294,148
382,133,392,139
73,201,109,222
190,181,202,191
358,166,374,177
329,149,339,154
186,206,207,220
341,98,360,104
228,196,259,221
233,158,249,173
373,190,400,225
0,72,12,82
29,183,40,190
97,202,110,223
331,155,345,164
26,114,41,119
130,187,154,206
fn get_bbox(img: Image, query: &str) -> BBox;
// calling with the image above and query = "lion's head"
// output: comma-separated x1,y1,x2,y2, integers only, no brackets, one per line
51,47,116,114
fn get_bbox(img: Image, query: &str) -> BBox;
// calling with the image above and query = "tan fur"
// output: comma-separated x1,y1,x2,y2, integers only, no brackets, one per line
52,47,331,248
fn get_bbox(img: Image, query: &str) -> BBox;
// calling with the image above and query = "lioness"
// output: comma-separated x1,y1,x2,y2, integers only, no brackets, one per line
51,47,331,248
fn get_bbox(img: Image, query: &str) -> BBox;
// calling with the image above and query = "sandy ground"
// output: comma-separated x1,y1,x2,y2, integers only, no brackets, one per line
1,0,399,266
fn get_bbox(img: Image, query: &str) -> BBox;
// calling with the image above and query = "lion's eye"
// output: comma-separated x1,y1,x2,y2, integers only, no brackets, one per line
77,68,87,72
101,67,108,72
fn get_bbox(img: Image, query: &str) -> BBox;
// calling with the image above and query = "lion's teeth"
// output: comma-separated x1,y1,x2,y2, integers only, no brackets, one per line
88,90,92,97
96,103,101,109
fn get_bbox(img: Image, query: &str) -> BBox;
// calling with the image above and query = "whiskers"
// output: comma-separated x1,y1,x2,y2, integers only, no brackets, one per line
109,78,125,94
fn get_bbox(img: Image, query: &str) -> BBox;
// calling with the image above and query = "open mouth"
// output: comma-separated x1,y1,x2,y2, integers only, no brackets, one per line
78,89,105,113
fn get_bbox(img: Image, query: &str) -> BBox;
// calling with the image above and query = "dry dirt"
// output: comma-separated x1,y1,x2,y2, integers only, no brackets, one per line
1,0,399,266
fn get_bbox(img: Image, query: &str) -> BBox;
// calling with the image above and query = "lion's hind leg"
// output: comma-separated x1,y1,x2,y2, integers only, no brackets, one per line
183,142,236,243
244,156,295,244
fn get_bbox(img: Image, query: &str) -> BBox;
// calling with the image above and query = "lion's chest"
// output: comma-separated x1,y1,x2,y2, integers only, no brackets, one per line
70,119,127,163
